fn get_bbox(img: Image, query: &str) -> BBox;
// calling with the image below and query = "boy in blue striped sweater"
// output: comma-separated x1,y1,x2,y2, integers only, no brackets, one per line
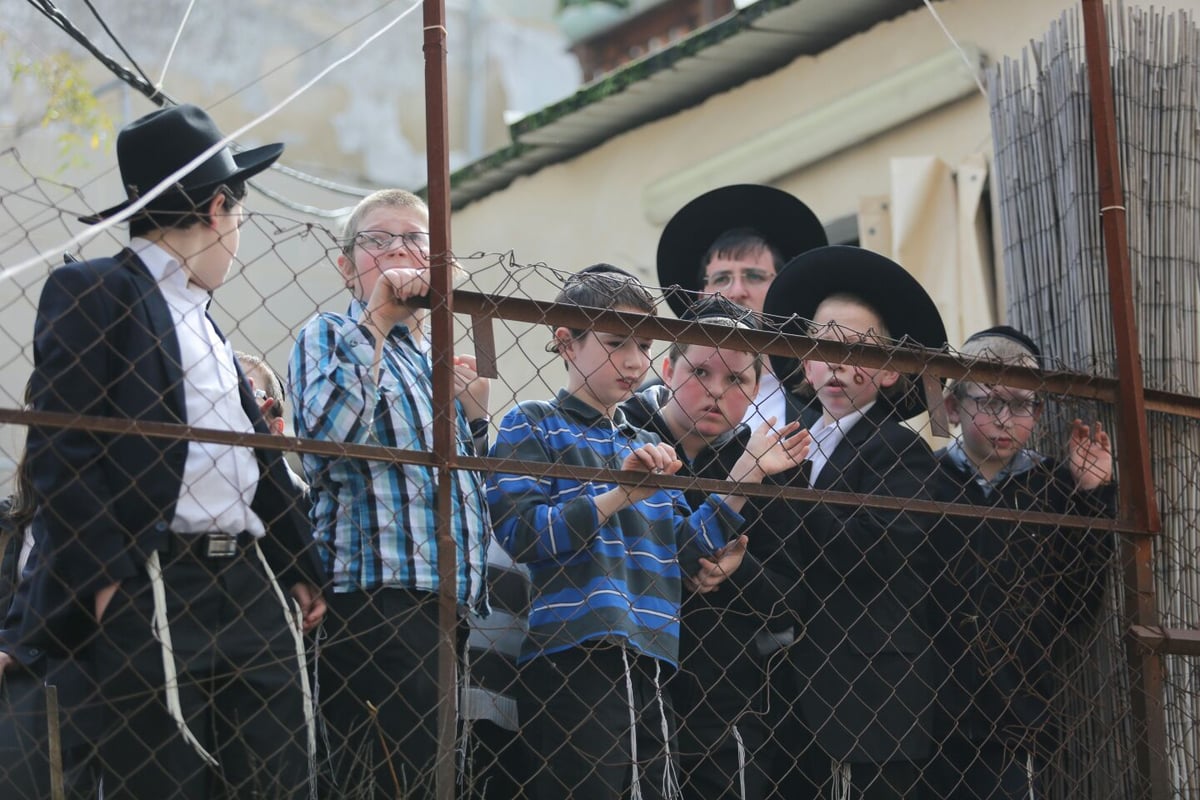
486,266,808,799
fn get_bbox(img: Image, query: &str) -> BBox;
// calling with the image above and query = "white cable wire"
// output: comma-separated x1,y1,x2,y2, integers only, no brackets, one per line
921,0,988,97
157,0,197,89
0,0,423,285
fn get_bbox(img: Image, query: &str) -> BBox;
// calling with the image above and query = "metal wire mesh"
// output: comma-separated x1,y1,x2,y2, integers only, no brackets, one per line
0,4,1196,795
0,161,1154,800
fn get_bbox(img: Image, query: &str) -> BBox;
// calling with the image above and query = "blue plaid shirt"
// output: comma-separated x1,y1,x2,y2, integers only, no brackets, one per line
290,300,489,608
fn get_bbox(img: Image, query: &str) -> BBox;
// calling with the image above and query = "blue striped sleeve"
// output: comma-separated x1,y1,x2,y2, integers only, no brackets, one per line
487,409,599,563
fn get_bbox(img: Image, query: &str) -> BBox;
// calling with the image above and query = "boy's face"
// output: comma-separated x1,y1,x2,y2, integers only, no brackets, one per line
186,194,243,292
662,345,758,441
557,308,653,415
702,247,775,313
803,297,899,422
337,204,430,302
946,382,1043,466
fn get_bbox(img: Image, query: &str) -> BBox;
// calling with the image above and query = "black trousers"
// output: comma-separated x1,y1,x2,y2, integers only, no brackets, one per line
92,540,309,799
932,737,1044,800
319,588,465,800
519,644,679,800
463,717,535,799
677,713,769,800
0,659,101,800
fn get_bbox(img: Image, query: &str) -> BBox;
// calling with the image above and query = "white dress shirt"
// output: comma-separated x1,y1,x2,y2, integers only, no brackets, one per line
741,369,788,432
132,238,265,537
806,401,876,485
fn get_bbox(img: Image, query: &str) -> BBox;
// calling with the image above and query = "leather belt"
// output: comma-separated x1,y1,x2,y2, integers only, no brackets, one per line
164,531,254,559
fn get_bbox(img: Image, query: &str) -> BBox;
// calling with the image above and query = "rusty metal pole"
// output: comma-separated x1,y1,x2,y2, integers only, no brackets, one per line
1080,2,1167,798
422,2,458,799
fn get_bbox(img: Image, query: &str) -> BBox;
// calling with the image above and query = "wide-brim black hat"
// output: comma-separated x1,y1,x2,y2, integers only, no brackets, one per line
656,184,827,317
763,245,948,420
79,104,284,224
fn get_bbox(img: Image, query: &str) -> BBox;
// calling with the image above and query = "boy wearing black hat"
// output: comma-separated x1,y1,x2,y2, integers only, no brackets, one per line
758,246,948,799
19,104,325,797
930,326,1114,799
621,295,811,799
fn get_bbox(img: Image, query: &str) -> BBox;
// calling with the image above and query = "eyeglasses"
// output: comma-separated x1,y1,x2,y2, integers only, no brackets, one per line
959,392,1044,418
349,230,431,254
702,268,774,291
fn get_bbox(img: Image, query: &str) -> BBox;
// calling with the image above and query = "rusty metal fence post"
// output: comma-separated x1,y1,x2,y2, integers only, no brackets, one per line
422,2,459,799
1080,1,1168,798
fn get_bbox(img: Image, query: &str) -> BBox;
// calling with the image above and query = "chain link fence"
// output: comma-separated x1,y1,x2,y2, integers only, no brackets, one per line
0,156,1167,800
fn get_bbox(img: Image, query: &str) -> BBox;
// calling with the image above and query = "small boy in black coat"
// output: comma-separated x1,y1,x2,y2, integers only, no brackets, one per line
758,246,949,799
930,325,1114,800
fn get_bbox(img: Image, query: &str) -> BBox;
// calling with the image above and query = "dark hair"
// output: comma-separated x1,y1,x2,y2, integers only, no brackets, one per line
548,266,655,354
696,227,785,284
128,181,247,238
234,351,285,422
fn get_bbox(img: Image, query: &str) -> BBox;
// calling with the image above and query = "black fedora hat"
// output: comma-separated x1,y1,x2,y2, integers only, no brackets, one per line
79,104,284,224
656,184,827,318
763,245,948,420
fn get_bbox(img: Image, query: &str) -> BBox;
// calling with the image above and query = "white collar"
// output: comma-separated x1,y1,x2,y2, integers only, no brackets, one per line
130,237,209,309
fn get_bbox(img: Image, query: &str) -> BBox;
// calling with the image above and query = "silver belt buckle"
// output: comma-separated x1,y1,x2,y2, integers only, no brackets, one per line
206,533,238,558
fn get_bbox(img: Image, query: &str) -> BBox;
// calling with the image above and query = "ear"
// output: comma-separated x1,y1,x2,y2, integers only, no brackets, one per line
269,416,286,436
206,192,228,229
944,391,962,426
553,327,575,360
336,251,357,291
876,368,901,390
661,356,675,383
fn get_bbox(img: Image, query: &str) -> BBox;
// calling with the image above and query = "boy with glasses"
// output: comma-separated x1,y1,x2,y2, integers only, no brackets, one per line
290,188,491,798
931,325,1115,799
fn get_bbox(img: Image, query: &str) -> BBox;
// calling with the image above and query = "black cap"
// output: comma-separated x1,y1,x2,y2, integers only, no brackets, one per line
962,325,1042,363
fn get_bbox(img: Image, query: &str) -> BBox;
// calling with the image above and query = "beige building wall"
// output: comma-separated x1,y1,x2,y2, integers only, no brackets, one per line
450,0,1169,411
2,0,1192,479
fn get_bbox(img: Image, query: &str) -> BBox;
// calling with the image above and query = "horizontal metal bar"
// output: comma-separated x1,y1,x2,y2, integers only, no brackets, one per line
1129,625,1200,656
446,290,1200,420
0,407,1149,534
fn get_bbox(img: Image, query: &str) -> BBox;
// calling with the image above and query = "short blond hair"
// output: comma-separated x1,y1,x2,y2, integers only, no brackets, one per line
341,189,428,254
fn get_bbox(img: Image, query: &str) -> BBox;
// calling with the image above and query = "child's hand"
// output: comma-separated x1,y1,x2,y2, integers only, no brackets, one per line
731,418,812,483
620,442,682,503
686,534,748,594
366,267,431,331
453,354,489,421
1068,419,1113,491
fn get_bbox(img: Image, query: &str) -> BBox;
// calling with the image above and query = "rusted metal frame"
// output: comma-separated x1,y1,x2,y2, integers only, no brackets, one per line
0,407,1141,535
1081,2,1168,799
422,2,458,798
1129,627,1200,657
450,289,1200,418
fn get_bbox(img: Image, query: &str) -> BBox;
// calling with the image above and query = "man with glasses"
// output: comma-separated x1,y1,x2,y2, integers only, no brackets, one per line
929,325,1115,799
656,184,828,434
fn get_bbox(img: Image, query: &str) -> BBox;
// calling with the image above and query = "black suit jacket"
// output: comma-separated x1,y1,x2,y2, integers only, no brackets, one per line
758,403,939,764
19,248,325,656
